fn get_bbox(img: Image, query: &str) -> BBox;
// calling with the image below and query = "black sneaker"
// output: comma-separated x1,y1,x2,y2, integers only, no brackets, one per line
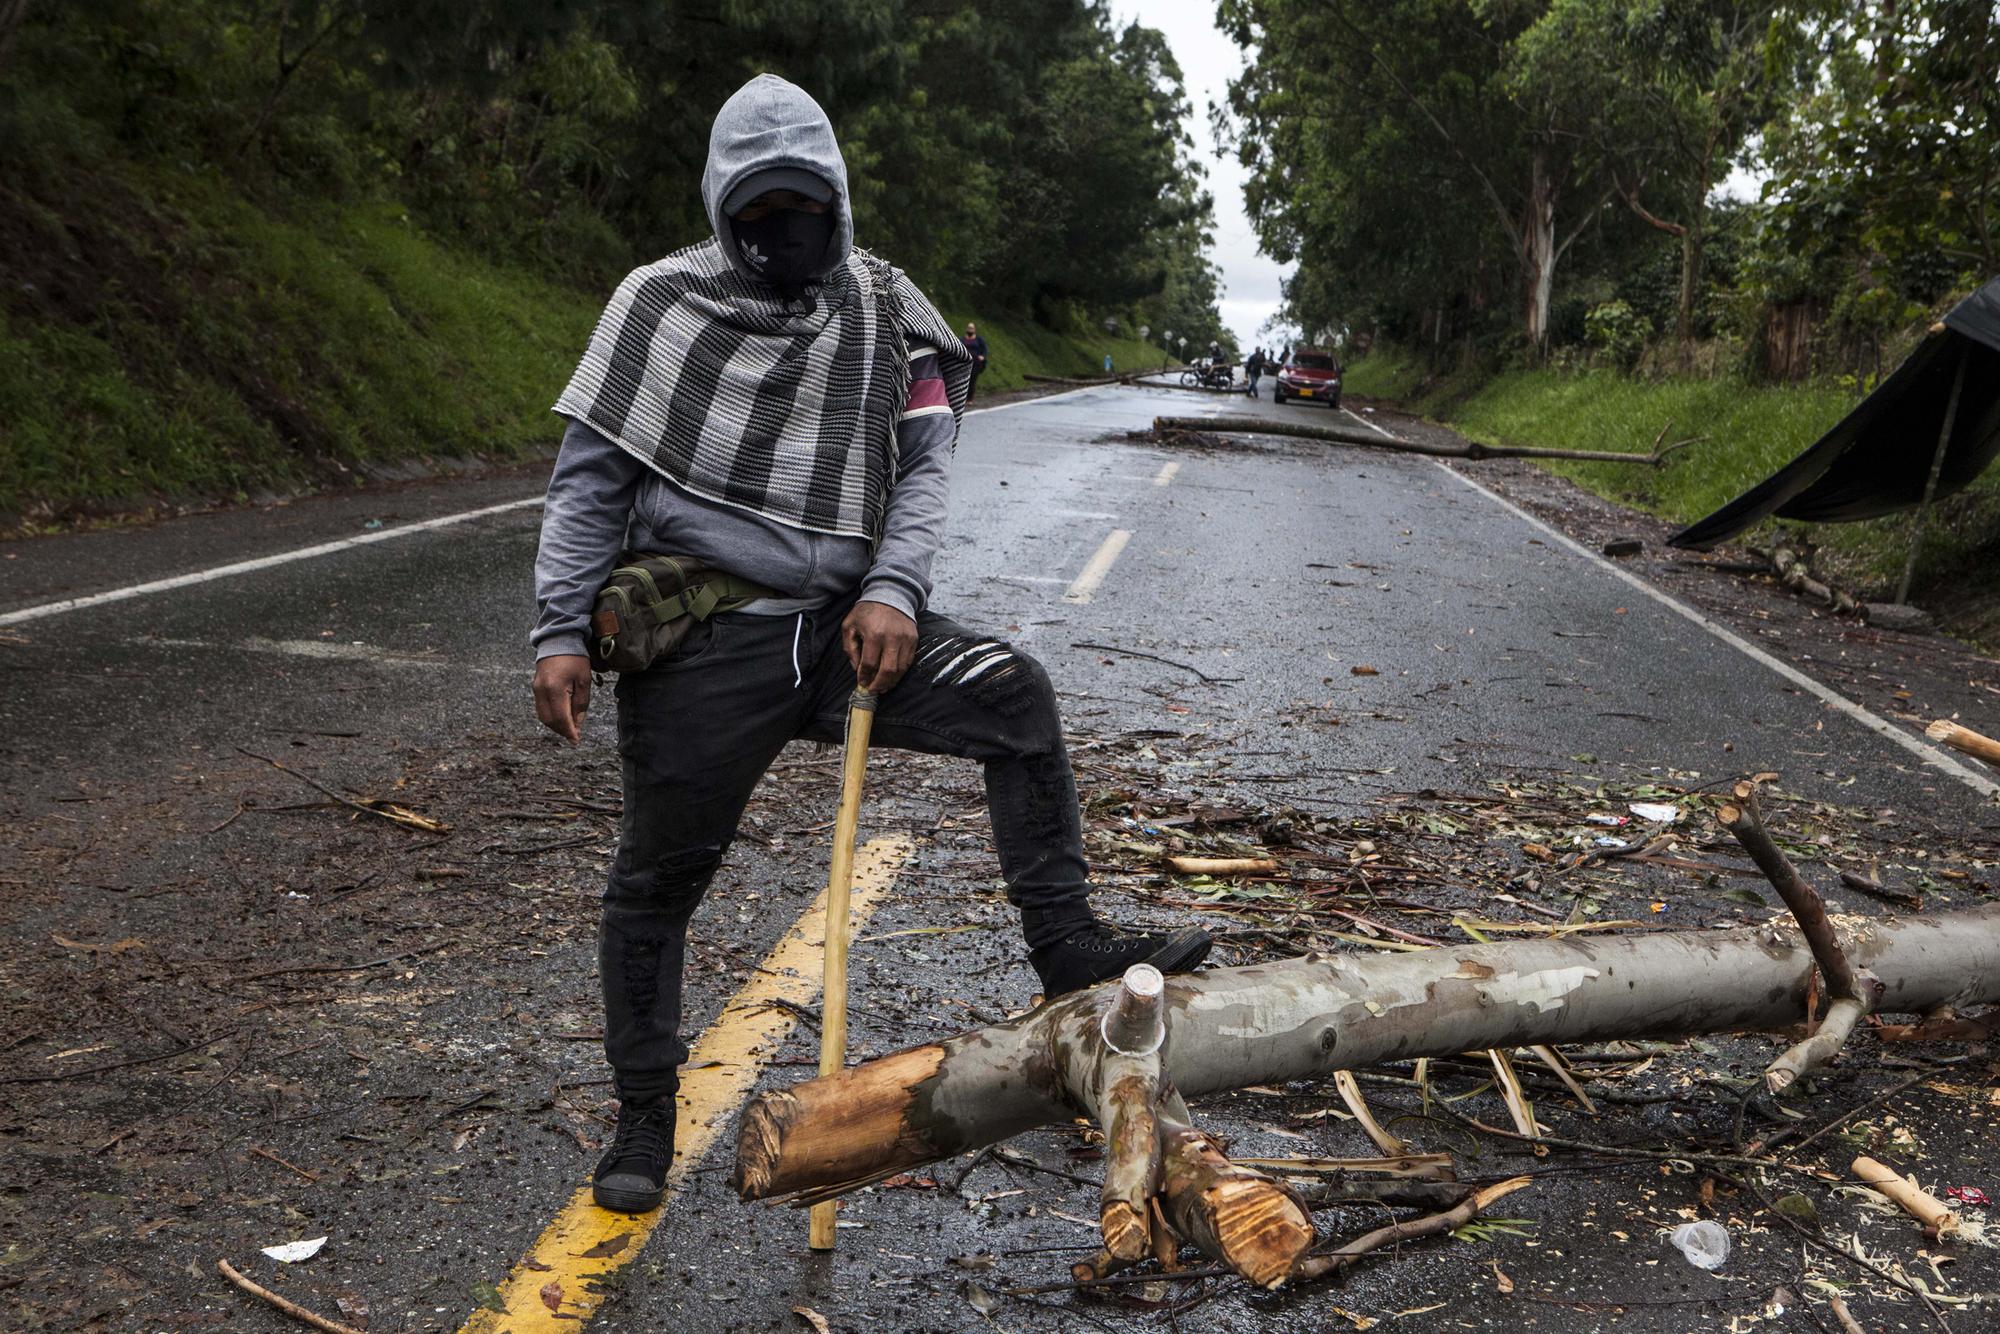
1029,924,1212,1000
592,1098,676,1213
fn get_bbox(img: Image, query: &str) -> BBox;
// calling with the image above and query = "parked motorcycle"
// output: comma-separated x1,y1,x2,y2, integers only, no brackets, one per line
1178,358,1235,390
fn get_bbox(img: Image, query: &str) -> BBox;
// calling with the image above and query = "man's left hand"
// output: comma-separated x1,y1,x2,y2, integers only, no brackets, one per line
843,601,918,695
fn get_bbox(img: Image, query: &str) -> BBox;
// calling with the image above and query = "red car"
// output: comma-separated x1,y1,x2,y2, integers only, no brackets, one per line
1273,348,1342,408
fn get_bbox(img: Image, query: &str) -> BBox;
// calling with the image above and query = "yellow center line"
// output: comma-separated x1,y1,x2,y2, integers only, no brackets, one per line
1063,528,1133,604
458,834,914,1333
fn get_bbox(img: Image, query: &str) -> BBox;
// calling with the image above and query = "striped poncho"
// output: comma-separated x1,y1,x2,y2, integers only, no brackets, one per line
553,237,972,542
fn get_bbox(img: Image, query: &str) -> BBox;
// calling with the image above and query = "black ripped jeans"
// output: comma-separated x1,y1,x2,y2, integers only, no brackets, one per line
600,597,1093,1105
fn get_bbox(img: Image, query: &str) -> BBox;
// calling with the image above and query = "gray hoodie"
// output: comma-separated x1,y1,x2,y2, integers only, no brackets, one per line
531,75,956,661
704,73,855,282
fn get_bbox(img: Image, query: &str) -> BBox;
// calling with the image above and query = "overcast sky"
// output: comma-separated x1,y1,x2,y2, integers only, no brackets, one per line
1119,1,1289,350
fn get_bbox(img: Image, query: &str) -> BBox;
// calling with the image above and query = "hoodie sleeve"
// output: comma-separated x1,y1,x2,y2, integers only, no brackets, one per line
858,343,955,621
531,417,645,660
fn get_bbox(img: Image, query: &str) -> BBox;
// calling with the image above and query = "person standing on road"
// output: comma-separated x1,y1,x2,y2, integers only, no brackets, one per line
1245,347,1265,397
529,74,1211,1218
962,321,989,399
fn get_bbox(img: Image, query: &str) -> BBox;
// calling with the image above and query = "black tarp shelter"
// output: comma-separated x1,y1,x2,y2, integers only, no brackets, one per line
1669,278,2000,551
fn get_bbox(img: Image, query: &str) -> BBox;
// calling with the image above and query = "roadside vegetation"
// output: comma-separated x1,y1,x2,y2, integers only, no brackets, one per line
1225,0,1997,633
0,3,1228,527
1345,348,2000,646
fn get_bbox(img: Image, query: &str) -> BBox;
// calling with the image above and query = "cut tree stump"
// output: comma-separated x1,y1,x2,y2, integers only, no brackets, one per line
736,902,2000,1287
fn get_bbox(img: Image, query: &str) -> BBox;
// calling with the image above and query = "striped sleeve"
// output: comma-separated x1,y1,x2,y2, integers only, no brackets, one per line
901,343,952,421
862,342,955,619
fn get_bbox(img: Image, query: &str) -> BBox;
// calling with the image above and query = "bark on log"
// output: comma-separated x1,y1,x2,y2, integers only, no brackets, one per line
1096,967,1165,1261
1154,415,1696,465
1926,720,2000,769
735,907,2000,1209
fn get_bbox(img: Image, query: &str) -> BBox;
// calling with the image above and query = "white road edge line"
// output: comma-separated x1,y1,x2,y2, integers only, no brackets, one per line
1341,405,1397,440
1,497,546,627
1434,462,2000,801
0,383,1119,628
1154,461,1181,486
1064,529,1132,604
964,381,1106,415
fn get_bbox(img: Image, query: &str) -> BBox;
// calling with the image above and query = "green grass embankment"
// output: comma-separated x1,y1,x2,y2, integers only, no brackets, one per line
0,168,1161,528
941,312,1169,392
1344,347,2000,642
1,173,602,526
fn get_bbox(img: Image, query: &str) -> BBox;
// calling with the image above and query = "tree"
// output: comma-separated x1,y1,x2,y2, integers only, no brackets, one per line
1224,0,1624,353
1513,0,1782,355
1750,0,2000,366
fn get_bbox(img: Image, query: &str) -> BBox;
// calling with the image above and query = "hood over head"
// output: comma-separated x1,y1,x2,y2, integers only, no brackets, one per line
702,74,852,284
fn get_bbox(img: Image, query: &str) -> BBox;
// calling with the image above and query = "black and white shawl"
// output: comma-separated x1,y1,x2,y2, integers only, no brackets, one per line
553,238,973,541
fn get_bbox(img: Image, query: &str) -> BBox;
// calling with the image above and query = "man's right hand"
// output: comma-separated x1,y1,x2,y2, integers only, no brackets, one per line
533,655,594,744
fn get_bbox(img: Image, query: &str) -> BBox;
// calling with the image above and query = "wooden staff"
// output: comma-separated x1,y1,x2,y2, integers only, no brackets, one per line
808,687,878,1251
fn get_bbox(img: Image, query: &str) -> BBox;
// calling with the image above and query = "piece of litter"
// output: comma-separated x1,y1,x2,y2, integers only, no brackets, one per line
1584,813,1629,827
260,1236,327,1263
1594,836,1626,847
1667,1220,1728,1269
1628,802,1681,824
1946,1186,1991,1207
361,519,384,530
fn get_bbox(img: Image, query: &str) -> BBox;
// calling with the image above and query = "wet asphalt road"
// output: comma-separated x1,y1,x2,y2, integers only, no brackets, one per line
4,382,1996,1332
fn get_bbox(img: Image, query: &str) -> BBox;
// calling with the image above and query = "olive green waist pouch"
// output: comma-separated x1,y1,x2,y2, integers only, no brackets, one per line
589,553,773,673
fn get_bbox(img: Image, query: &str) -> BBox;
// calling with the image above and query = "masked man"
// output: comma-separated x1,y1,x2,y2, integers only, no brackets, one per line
530,75,1211,1215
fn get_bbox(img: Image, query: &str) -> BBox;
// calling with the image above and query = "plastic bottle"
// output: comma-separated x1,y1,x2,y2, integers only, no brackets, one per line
1667,1220,1730,1270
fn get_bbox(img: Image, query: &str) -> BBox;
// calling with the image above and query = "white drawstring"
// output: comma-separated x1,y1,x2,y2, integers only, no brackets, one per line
790,612,805,689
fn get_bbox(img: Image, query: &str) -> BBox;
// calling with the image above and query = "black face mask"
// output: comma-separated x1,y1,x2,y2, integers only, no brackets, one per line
732,207,836,289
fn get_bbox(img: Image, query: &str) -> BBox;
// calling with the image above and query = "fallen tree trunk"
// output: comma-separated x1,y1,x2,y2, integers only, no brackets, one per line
1022,371,1224,393
737,905,2000,1284
1155,414,1698,465
1022,372,1137,387
1140,378,1246,395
